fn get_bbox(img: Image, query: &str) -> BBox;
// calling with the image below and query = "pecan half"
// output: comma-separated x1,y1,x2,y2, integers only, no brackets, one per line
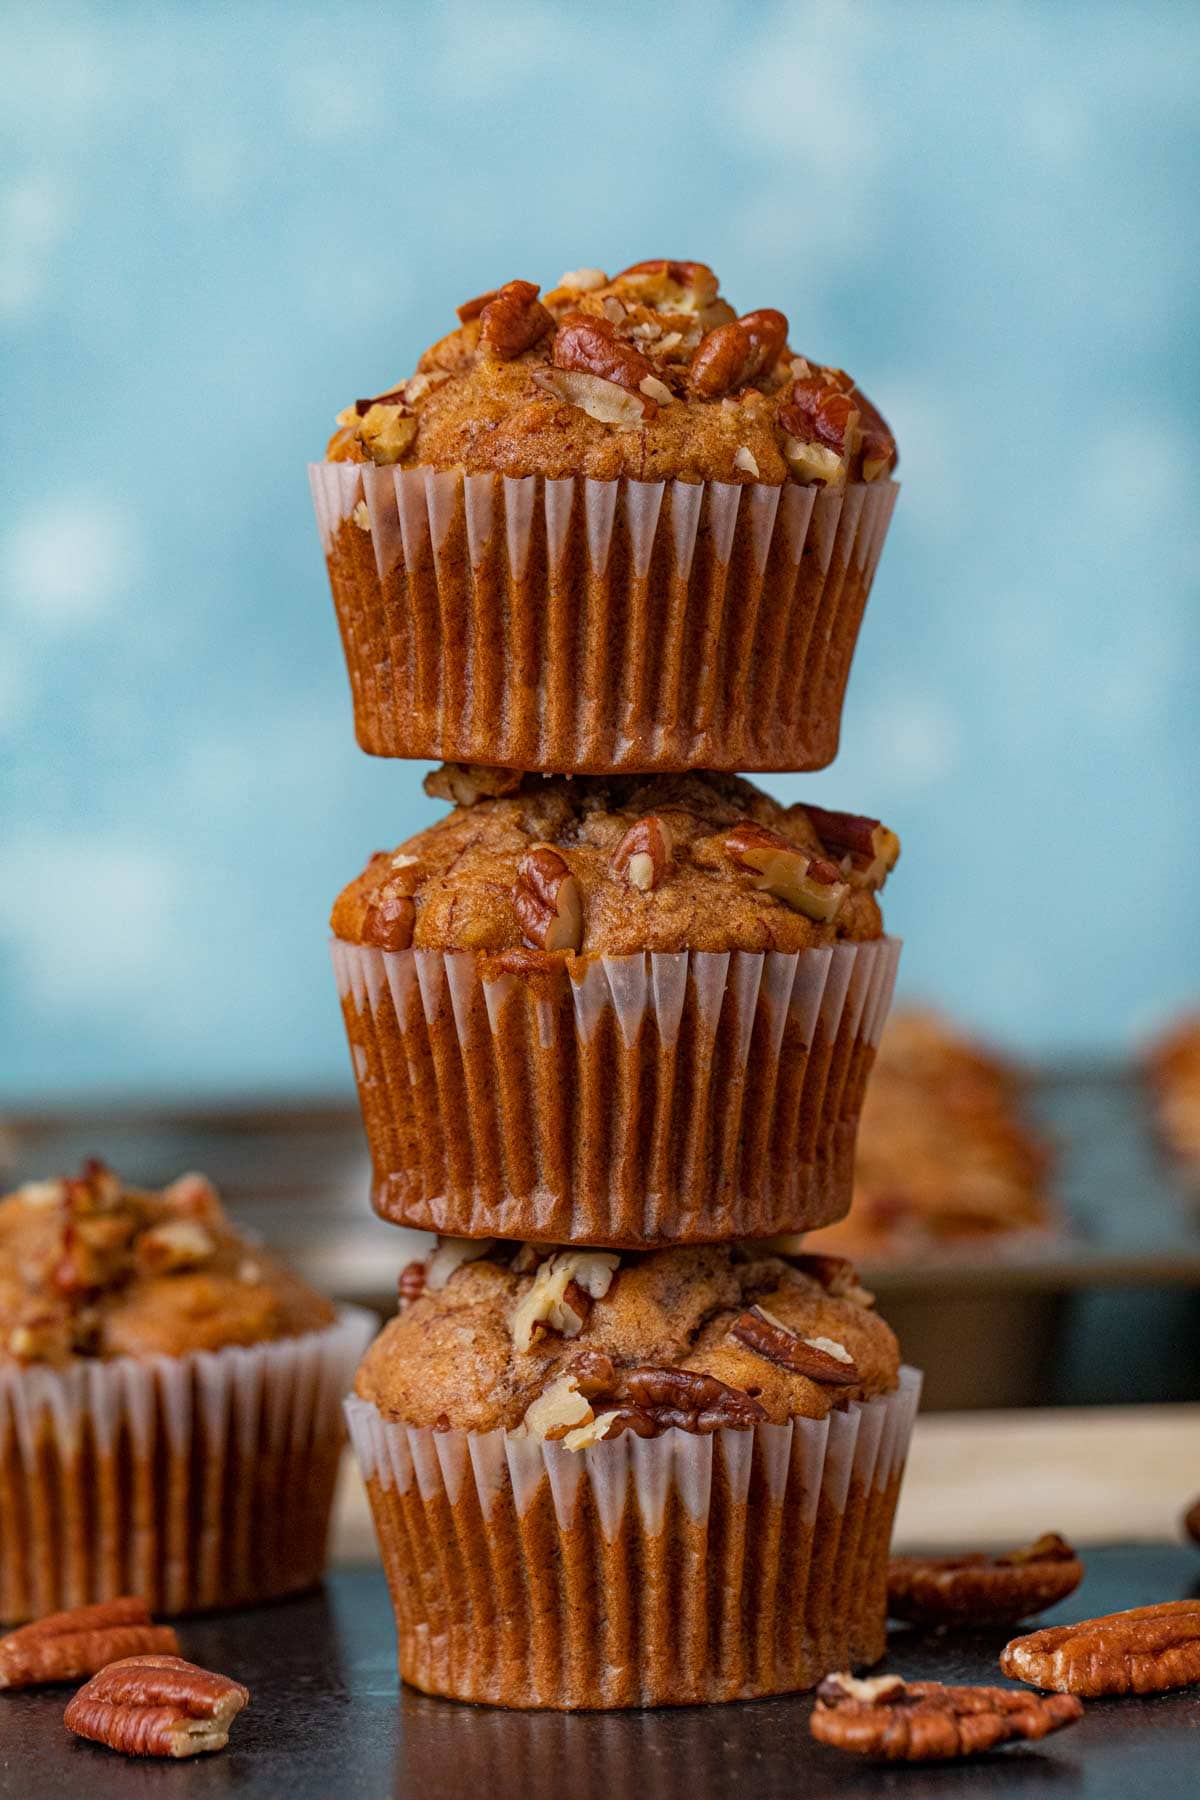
731,1306,860,1384
783,1250,875,1307
456,287,498,322
724,820,848,922
478,280,554,359
1001,1599,1200,1696
608,1365,766,1432
514,846,583,952
615,259,720,313
63,1654,249,1758
0,1599,178,1690
552,312,655,398
804,803,900,891
690,308,789,397
397,1262,425,1305
611,815,673,891
888,1534,1083,1627
811,1673,1082,1761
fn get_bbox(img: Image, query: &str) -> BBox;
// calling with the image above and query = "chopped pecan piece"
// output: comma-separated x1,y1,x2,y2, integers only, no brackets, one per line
551,312,655,398
514,846,583,952
511,1251,619,1353
0,1599,179,1690
532,366,651,425
607,1365,766,1433
724,820,848,922
781,1250,875,1308
804,803,900,890
136,1219,216,1275
1001,1599,1200,1696
456,287,498,323
425,1236,494,1293
811,1673,1082,1761
611,815,673,891
731,1306,860,1384
478,279,554,359
63,1654,249,1758
423,763,524,806
615,259,720,314
888,1534,1083,1627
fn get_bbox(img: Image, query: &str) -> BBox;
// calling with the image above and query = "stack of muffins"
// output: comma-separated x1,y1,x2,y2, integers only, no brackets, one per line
311,260,920,1709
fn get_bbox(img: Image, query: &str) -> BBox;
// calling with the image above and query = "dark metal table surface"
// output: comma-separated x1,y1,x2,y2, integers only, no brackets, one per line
2,1547,1197,1799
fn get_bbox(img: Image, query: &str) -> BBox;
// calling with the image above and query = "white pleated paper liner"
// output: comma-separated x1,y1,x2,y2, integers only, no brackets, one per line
345,1366,922,1709
0,1306,375,1624
333,934,902,1246
309,461,898,772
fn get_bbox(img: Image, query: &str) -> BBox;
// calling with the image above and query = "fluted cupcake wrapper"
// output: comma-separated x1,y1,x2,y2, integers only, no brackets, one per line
345,1366,921,1709
309,462,898,772
333,934,901,1247
0,1307,375,1624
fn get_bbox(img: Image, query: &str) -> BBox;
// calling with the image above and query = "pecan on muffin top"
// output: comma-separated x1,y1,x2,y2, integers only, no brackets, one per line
331,768,899,958
0,1161,335,1365
325,261,897,487
356,1240,898,1443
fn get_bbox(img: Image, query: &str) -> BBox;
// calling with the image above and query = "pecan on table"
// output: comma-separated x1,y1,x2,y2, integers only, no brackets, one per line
0,1598,178,1689
887,1533,1083,1627
810,1672,1082,1761
1002,1599,1200,1696
64,1654,249,1758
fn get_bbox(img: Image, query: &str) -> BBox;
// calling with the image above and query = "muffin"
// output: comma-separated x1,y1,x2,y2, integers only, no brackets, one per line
805,1008,1054,1259
0,1159,373,1622
345,1238,920,1708
309,260,898,772
331,767,901,1246
1145,1013,1200,1187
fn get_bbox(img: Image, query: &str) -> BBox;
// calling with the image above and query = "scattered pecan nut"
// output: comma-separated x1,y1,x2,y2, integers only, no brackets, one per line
514,846,583,952
478,279,554,359
811,1672,1082,1761
0,1599,179,1690
804,803,901,891
724,820,848,922
1001,1599,1200,1696
888,1534,1083,1628
552,312,655,398
611,815,673,891
731,1306,860,1384
63,1654,249,1758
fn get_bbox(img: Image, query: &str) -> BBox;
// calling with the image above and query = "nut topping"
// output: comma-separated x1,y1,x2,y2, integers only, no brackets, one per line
770,1248,875,1308
64,1654,249,1759
606,1365,767,1433
511,1250,619,1353
724,820,848,922
478,279,554,360
811,1674,1082,1761
731,1306,861,1384
424,762,524,806
888,1534,1083,1627
611,815,673,891
135,1219,216,1275
1001,1599,1200,1696
805,803,900,891
0,1599,179,1690
356,403,417,465
398,1262,426,1306
456,287,498,323
551,312,656,398
532,366,651,426
739,307,789,378
514,846,583,952
689,321,754,398
425,1236,495,1293
518,1371,594,1440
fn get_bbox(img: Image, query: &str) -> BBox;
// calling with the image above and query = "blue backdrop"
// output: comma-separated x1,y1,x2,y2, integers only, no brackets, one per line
3,1,1198,1099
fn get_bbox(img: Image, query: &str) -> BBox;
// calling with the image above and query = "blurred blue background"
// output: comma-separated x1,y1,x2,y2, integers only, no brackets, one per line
2,0,1198,1101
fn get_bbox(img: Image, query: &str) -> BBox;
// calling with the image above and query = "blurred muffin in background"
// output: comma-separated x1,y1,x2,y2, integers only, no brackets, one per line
0,1159,372,1621
1145,1013,1200,1183
804,1008,1054,1260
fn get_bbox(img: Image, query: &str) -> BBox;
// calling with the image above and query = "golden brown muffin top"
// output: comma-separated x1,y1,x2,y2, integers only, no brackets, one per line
324,261,897,487
0,1160,335,1367
356,1239,897,1441
331,768,898,957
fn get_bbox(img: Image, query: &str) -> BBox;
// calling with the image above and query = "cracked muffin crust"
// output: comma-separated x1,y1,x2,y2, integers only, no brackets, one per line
325,261,896,488
355,1240,899,1441
0,1160,335,1366
331,767,898,958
